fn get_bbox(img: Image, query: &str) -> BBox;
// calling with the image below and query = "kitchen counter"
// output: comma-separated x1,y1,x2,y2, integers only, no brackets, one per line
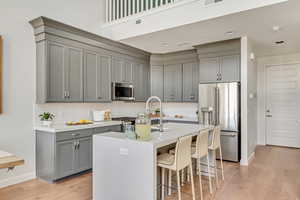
93,123,213,200
34,120,122,133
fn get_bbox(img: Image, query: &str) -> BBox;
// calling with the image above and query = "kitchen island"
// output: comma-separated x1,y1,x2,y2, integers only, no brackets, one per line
93,123,212,200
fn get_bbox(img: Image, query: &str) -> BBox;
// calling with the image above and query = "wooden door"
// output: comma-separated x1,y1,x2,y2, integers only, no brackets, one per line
266,64,300,148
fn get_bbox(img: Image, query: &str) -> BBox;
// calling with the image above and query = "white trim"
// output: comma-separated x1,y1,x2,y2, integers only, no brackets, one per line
240,36,248,166
248,151,255,165
0,172,36,189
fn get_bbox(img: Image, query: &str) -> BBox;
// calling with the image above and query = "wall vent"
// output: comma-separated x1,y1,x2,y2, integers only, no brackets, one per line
205,0,223,5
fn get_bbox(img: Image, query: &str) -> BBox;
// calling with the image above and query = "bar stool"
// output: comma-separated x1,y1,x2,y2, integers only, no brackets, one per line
209,125,224,186
191,129,213,199
157,135,196,200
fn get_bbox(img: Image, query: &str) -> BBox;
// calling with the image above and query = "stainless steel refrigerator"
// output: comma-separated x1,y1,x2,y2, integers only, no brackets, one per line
198,82,240,162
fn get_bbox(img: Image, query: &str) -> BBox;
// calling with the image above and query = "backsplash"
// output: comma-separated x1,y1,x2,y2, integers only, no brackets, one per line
35,102,198,125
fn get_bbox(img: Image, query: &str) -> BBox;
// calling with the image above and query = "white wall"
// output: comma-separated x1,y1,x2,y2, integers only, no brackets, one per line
257,53,300,145
240,36,258,166
0,0,102,188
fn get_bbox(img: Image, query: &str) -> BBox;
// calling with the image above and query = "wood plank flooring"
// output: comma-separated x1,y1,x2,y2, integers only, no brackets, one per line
0,145,299,200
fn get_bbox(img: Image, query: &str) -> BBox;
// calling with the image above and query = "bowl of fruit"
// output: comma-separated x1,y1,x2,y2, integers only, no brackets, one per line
66,119,93,126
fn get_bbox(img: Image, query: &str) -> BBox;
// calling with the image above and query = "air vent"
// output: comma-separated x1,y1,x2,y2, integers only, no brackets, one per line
205,0,223,5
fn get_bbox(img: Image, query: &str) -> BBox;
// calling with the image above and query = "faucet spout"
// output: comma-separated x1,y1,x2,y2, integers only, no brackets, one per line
146,96,163,132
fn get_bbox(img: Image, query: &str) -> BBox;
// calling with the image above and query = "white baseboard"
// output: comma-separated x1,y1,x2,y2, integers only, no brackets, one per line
248,151,255,165
0,172,36,189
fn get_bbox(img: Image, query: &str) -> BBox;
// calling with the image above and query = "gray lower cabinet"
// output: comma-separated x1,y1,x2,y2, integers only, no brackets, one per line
84,50,111,102
164,64,182,102
199,55,240,83
150,65,164,100
133,63,150,101
47,41,84,102
182,62,199,102
36,125,121,182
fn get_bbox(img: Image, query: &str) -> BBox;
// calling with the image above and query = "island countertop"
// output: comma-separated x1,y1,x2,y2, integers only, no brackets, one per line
95,123,213,148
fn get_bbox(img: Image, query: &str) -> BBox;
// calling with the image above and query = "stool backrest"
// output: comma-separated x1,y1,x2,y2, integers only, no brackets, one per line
195,129,209,158
211,126,221,149
175,135,192,169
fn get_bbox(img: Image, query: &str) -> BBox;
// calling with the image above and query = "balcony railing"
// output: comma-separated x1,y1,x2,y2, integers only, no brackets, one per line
106,0,180,22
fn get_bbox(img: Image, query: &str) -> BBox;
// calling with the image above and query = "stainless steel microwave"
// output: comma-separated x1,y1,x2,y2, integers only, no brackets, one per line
112,82,135,101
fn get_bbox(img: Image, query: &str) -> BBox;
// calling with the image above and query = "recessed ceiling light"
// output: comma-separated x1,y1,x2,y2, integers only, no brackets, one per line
272,26,281,32
275,40,285,45
225,31,234,35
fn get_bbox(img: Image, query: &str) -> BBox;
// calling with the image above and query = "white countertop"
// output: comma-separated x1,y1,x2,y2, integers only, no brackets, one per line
34,120,122,133
95,123,212,148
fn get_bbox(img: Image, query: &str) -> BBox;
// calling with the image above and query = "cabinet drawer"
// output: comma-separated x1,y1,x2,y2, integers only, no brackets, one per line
94,125,121,134
56,129,93,141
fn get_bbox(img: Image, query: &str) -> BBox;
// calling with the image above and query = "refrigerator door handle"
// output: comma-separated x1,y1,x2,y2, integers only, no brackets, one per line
214,86,219,126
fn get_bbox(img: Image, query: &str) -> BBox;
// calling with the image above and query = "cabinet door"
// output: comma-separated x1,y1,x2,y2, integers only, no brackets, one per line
151,65,164,100
112,58,124,82
133,63,150,101
65,46,84,102
84,51,111,102
55,140,76,179
183,62,199,102
219,55,240,82
47,42,66,102
124,60,133,82
164,64,182,102
199,57,219,83
76,137,92,172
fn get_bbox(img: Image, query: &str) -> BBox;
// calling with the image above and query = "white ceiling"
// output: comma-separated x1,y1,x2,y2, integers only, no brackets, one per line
120,0,300,57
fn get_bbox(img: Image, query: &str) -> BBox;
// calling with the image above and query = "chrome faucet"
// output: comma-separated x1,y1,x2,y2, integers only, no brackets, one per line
146,96,163,132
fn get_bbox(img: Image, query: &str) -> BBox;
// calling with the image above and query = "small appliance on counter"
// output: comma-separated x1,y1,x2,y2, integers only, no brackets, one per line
92,110,111,122
112,82,135,101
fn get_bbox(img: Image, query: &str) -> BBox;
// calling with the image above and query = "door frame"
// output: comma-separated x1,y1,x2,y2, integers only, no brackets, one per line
260,62,300,146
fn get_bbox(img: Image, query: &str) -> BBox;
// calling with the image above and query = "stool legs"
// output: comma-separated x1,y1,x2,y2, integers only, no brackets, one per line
219,147,225,180
198,159,203,200
162,168,165,200
213,151,219,187
207,154,213,194
176,170,182,200
168,170,172,195
189,162,196,200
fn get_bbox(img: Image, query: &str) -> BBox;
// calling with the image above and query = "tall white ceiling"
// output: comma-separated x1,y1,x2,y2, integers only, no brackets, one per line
120,0,300,56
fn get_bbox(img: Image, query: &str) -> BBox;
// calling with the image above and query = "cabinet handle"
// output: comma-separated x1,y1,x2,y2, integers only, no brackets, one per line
77,141,80,149
98,96,102,100
67,91,70,99
219,73,222,81
190,95,195,99
64,91,67,99
74,141,77,150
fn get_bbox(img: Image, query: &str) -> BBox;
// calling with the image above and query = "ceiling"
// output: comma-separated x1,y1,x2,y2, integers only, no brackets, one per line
120,0,300,57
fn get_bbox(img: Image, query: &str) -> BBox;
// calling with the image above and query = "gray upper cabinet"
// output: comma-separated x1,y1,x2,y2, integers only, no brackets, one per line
47,42,66,102
199,55,240,83
164,64,182,102
112,58,133,83
31,17,150,103
47,41,83,102
84,50,111,102
65,47,84,102
133,63,150,101
182,62,199,102
199,57,220,83
219,55,240,82
151,65,164,100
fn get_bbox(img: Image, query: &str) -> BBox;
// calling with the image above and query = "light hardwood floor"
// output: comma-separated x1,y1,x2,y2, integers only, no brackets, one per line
0,145,299,200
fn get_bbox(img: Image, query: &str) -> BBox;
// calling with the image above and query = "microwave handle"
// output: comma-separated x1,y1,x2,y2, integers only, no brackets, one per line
112,82,116,100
